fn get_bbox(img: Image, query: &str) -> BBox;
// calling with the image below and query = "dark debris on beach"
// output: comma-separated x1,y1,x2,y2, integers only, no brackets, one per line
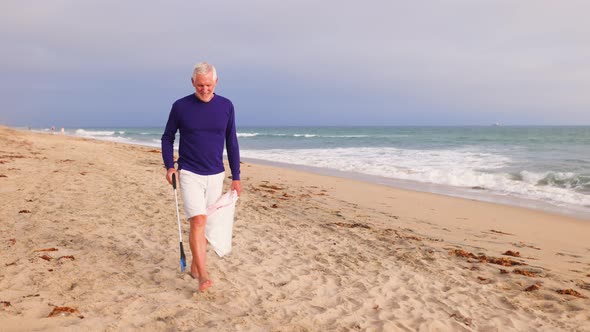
556,289,588,299
330,222,371,229
449,249,526,267
502,250,521,257
47,306,84,319
525,283,542,292
513,269,539,277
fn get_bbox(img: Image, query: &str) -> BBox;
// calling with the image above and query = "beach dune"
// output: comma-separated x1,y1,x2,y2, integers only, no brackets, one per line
1,126,589,331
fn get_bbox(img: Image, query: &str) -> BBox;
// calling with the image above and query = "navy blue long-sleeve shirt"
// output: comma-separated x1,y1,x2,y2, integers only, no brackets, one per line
161,93,240,180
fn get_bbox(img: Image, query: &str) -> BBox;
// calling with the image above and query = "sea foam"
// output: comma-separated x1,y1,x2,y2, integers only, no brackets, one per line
241,147,590,208
75,129,116,136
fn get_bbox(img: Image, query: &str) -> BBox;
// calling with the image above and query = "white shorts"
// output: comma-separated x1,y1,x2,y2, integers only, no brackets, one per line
179,169,225,219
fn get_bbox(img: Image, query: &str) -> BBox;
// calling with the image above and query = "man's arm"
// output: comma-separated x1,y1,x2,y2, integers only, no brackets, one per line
162,105,178,185
225,102,242,195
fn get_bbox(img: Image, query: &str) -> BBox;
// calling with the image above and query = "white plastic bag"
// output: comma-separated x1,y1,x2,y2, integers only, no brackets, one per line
205,190,239,257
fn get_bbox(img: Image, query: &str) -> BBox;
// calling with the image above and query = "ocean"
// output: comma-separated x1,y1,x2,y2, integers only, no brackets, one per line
40,126,590,219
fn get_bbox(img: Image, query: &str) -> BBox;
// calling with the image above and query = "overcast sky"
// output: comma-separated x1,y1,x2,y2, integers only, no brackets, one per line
1,1,589,127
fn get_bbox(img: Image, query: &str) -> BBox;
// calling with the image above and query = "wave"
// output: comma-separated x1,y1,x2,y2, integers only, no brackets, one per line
75,129,116,136
238,133,372,139
241,147,590,208
325,135,371,138
241,147,510,184
515,171,590,192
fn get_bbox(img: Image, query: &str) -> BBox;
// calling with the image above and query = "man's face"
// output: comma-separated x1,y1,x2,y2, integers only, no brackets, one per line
192,72,217,102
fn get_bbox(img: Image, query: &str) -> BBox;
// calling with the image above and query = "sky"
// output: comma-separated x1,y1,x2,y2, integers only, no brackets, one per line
1,1,590,128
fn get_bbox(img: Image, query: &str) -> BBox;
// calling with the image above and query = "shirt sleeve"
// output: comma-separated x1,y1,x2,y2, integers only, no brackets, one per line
161,104,178,170
225,102,241,180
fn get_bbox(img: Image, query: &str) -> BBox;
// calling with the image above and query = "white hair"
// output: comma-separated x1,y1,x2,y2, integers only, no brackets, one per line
192,62,217,81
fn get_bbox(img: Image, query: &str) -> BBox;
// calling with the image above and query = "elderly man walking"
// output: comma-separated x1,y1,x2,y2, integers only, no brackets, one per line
162,62,242,292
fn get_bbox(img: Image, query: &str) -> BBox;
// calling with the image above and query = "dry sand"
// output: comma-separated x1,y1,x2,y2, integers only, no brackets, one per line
1,126,589,331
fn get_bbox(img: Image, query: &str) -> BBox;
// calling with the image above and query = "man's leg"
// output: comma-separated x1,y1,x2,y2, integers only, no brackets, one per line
189,214,212,291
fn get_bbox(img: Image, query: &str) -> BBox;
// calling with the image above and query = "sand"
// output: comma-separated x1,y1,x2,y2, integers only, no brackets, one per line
1,126,589,331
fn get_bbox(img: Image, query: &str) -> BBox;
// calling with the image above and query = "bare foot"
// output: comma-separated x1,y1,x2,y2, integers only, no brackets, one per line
199,279,213,292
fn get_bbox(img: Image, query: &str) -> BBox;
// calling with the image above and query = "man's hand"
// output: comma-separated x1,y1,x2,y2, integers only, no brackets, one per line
231,180,242,196
166,168,177,186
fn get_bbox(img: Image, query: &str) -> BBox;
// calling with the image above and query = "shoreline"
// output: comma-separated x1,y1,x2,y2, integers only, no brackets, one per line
242,157,590,221
1,125,589,331
23,126,590,221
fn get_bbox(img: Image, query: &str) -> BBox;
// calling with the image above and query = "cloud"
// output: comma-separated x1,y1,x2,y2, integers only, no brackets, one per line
1,0,590,125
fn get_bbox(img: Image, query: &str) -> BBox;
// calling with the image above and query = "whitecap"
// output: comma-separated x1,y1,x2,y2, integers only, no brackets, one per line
75,129,115,136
